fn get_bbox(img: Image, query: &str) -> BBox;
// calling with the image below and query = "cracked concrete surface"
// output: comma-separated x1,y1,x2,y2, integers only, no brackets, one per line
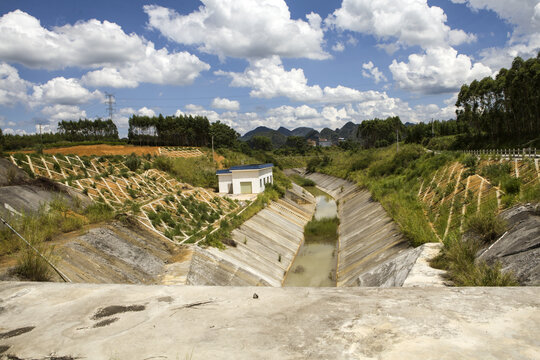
0,282,538,359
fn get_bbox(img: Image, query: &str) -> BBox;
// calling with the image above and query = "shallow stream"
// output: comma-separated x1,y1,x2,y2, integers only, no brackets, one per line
283,195,338,287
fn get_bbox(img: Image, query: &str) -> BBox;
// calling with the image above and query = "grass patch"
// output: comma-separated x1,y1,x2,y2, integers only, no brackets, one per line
464,211,507,243
288,173,316,187
153,155,217,188
16,247,53,281
303,186,330,199
431,234,518,286
304,217,339,243
84,202,115,223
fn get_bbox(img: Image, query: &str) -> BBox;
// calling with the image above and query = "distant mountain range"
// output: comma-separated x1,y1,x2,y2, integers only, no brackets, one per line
240,122,360,146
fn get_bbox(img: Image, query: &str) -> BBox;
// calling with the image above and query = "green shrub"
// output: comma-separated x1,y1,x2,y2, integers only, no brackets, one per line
153,156,173,172
481,163,511,185
300,178,316,187
304,217,339,243
502,177,521,195
464,212,507,243
16,248,52,281
431,234,518,286
460,154,477,168
85,202,114,223
306,157,322,173
368,159,394,177
521,182,540,203
125,153,141,171
350,155,373,171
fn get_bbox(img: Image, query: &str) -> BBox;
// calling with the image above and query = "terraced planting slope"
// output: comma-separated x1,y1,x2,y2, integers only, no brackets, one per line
418,157,540,241
8,152,244,244
158,146,203,158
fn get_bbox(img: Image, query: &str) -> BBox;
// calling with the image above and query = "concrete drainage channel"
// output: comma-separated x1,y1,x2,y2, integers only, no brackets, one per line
186,183,316,286
188,170,445,287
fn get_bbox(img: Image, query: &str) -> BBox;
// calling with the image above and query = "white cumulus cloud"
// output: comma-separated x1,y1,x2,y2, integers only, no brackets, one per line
326,0,476,50
451,1,540,69
332,42,345,52
211,97,240,111
41,104,87,122
0,62,30,106
389,47,492,93
216,56,387,103
362,61,388,83
144,0,329,60
31,77,103,106
0,10,210,88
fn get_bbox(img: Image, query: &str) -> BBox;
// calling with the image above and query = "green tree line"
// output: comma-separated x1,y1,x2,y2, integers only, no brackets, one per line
128,114,239,148
357,116,405,148
456,52,540,142
58,118,118,142
0,118,121,151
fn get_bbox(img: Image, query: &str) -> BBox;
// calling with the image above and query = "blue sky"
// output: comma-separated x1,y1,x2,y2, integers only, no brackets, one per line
0,0,539,136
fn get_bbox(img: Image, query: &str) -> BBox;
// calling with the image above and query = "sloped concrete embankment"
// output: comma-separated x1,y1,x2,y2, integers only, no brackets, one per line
52,221,190,284
187,184,316,286
299,171,411,287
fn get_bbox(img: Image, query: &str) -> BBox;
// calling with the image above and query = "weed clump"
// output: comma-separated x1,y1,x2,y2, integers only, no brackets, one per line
431,234,518,286
465,212,507,243
125,153,141,171
85,202,115,223
304,217,339,243
16,247,52,281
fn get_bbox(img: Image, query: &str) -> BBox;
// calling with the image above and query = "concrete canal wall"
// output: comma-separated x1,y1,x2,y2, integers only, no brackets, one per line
299,171,411,287
1,282,538,359
187,183,316,286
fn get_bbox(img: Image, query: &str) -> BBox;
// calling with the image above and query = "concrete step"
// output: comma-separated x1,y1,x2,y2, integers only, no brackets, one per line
233,229,296,264
221,243,285,283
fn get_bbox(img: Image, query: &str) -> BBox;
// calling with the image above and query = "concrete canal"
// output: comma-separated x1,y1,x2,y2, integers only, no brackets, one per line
284,195,338,287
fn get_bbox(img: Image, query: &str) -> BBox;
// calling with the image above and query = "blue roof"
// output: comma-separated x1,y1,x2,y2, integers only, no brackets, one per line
216,163,273,175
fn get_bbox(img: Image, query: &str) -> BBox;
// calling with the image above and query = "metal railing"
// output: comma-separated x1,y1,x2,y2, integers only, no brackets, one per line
460,148,539,159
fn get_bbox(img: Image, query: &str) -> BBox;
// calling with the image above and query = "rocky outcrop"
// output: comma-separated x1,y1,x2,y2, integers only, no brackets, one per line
478,203,540,285
0,158,90,218
356,243,446,287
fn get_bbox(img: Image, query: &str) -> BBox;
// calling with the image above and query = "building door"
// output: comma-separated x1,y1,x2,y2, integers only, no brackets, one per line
228,183,233,194
240,181,252,194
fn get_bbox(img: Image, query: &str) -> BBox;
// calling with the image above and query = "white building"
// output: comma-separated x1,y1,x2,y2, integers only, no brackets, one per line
217,163,274,194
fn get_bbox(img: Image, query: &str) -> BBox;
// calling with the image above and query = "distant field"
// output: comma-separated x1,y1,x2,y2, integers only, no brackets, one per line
40,144,160,156
13,144,208,158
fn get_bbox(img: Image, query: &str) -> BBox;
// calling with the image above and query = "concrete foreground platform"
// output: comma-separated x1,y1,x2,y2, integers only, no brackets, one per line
0,282,539,360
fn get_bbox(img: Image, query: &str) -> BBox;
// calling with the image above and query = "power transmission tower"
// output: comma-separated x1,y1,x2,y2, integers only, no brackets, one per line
34,118,47,145
105,93,115,120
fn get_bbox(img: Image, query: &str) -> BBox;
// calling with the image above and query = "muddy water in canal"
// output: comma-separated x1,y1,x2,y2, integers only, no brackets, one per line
283,195,337,287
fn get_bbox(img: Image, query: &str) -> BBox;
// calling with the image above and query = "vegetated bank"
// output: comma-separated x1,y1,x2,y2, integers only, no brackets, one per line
303,144,539,286
0,155,197,284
